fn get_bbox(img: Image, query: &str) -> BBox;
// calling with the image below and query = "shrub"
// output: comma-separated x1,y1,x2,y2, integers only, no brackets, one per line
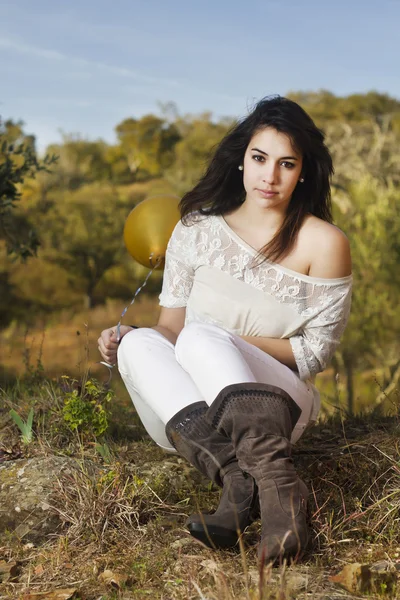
62,377,113,438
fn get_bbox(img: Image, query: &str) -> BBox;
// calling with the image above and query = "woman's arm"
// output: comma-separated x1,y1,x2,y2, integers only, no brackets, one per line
98,307,186,364
242,226,352,371
153,306,186,344
240,336,297,369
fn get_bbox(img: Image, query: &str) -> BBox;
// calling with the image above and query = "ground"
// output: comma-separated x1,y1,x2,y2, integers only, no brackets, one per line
1,375,400,600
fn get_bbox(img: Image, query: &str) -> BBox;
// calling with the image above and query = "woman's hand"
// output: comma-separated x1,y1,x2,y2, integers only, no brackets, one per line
98,325,134,365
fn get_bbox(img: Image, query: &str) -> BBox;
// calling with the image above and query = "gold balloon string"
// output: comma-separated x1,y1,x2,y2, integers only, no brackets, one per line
116,253,162,342
97,253,162,381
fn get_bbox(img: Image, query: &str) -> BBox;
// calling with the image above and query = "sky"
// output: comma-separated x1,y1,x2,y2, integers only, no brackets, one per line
1,0,399,152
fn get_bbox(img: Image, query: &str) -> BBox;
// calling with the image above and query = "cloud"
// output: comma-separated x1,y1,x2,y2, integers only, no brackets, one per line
0,34,245,107
0,37,64,60
0,36,180,88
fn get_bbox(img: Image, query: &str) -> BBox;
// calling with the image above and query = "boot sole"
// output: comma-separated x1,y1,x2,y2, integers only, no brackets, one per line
187,522,240,549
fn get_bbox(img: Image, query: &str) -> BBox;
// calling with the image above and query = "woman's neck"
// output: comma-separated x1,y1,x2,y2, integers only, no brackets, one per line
228,202,287,235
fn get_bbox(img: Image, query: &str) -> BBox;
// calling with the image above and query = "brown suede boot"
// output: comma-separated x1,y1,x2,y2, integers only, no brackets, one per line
206,383,308,564
165,402,258,549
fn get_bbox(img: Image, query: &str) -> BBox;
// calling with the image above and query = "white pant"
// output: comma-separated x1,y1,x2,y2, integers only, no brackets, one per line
117,322,318,452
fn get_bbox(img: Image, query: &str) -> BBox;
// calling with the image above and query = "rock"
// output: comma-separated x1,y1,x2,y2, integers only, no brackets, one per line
286,573,309,592
200,559,220,573
371,559,400,572
330,562,398,596
0,559,19,583
170,537,193,549
0,455,95,544
98,569,130,588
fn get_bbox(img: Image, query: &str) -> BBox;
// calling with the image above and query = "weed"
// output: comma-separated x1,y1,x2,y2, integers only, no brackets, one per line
22,327,45,384
9,407,34,444
95,441,113,464
62,377,114,438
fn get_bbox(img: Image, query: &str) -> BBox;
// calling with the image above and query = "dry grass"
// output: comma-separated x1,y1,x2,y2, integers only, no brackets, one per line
2,371,400,599
0,296,160,383
2,306,400,598
0,297,392,418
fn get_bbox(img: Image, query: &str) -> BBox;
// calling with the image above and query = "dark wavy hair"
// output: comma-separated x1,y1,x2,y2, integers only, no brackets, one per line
180,95,333,262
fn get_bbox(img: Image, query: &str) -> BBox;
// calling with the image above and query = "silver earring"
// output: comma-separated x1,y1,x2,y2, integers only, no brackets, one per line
238,165,243,171
299,177,304,183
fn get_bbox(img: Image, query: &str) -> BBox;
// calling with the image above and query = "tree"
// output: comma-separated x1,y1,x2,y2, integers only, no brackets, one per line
43,185,130,308
165,112,232,194
332,176,400,412
103,144,133,185
115,114,180,180
45,136,110,191
287,90,400,127
325,120,400,191
0,118,57,260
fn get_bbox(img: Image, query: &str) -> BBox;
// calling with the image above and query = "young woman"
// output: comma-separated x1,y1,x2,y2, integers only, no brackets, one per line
98,96,352,563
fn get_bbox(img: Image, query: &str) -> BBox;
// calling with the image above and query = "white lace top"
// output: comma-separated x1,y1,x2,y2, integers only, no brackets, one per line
159,214,352,381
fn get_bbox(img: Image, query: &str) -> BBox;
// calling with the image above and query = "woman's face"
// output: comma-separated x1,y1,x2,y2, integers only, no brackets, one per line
242,127,303,212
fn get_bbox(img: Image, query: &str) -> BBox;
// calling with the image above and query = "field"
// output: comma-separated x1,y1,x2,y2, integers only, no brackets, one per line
1,299,400,599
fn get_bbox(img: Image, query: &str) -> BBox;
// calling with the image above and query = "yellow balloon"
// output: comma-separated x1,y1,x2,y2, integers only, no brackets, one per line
123,195,181,269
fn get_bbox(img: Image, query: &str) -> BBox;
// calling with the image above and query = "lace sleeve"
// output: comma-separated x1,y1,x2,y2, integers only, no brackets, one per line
159,220,196,308
289,280,352,380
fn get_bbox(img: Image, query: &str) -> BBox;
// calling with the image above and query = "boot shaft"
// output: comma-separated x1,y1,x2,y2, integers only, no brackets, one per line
165,401,237,486
205,383,309,563
207,383,300,441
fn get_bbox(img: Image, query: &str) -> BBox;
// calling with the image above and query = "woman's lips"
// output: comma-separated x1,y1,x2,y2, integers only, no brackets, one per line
257,189,279,198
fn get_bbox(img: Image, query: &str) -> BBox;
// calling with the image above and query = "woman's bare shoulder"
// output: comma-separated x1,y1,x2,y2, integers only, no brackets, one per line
301,216,352,278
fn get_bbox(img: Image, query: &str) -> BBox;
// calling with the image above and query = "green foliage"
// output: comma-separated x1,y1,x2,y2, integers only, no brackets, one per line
116,114,181,180
331,175,400,410
3,91,400,412
104,144,133,184
0,118,57,260
9,407,34,444
95,441,112,464
45,135,110,190
334,177,400,365
165,112,232,194
288,89,400,126
62,377,114,437
41,184,131,308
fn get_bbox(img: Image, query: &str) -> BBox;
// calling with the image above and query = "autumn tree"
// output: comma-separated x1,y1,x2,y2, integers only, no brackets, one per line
45,136,110,190
330,175,400,412
165,112,232,194
288,90,400,126
0,119,57,259
42,185,130,308
115,114,180,180
3,93,400,413
0,118,58,328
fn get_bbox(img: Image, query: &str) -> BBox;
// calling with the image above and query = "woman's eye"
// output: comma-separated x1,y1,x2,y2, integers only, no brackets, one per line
281,161,295,169
252,155,265,162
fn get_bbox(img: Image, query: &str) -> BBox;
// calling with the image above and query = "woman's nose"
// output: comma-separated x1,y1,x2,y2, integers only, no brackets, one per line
262,163,278,184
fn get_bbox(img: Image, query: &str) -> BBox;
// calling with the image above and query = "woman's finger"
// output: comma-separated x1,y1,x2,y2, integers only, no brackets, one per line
98,346,117,364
